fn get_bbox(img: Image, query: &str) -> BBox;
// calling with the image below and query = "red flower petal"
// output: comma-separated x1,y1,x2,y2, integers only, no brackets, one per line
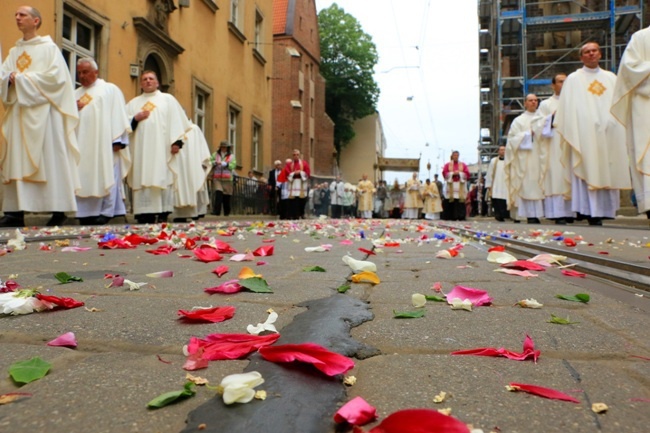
183,348,209,371
193,247,224,263
258,343,354,376
358,248,376,256
212,265,229,278
98,239,137,249
187,333,280,360
561,269,586,278
122,233,158,246
334,396,377,426
452,334,539,362
501,260,546,272
563,238,576,247
35,294,84,309
145,245,176,255
508,382,580,403
211,240,238,254
488,245,505,252
383,242,400,247
204,279,242,294
365,409,469,433
253,245,274,256
178,306,236,323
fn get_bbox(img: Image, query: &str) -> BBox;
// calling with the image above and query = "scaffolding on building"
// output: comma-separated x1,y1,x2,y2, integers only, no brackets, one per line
478,0,645,165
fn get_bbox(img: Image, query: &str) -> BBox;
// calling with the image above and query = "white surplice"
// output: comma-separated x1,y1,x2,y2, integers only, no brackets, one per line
74,79,131,218
172,123,211,218
611,26,650,214
505,110,544,217
0,35,80,212
126,90,191,215
485,156,507,202
556,66,631,218
533,95,573,218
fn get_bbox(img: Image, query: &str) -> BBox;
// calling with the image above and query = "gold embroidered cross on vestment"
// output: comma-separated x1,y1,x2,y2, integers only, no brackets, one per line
16,52,32,72
141,101,156,112
78,93,93,106
588,80,606,96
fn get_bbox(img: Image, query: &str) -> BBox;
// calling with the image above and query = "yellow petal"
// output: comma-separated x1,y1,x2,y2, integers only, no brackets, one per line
254,390,267,400
343,375,357,386
238,266,261,280
351,271,380,285
433,391,447,403
592,403,608,413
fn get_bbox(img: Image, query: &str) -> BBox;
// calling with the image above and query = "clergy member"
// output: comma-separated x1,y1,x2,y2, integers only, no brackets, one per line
172,122,211,222
485,145,508,222
403,172,423,219
422,178,442,220
357,174,375,219
532,73,573,224
126,70,191,224
442,151,470,220
280,149,310,219
611,26,650,220
505,93,544,224
555,42,631,225
74,57,130,225
0,5,80,227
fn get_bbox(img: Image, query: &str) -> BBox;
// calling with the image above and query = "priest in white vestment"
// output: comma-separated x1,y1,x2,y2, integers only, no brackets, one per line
171,123,211,222
532,73,574,224
126,71,191,224
0,6,80,227
485,145,508,222
74,58,130,225
357,174,375,219
403,172,423,219
555,42,631,225
505,94,544,223
611,26,650,220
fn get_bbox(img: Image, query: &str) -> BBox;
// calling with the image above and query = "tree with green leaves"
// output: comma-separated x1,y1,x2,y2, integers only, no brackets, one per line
318,4,380,163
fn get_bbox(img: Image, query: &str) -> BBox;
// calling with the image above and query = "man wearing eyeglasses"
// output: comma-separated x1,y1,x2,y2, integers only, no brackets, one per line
505,94,545,224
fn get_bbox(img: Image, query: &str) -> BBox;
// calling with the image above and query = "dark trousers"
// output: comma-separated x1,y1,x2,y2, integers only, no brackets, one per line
287,197,306,219
212,191,231,216
443,199,466,221
492,198,508,221
331,204,342,218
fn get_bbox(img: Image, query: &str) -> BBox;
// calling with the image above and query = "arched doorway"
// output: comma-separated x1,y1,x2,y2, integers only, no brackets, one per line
143,53,169,93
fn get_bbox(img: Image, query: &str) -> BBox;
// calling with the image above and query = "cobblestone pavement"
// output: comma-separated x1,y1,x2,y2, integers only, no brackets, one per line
0,217,648,433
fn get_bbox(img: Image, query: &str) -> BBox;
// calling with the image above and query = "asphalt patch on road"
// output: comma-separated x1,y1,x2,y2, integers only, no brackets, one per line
181,294,378,433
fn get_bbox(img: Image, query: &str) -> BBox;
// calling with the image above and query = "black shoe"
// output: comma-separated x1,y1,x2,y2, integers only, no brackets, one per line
47,212,67,227
95,215,111,225
513,219,520,223
0,214,25,228
587,217,602,226
527,218,541,224
495,217,505,222
555,218,567,225
173,218,188,223
565,217,575,224
135,214,156,224
78,217,95,226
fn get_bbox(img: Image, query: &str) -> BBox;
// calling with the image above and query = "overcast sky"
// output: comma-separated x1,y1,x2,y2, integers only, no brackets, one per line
315,0,480,181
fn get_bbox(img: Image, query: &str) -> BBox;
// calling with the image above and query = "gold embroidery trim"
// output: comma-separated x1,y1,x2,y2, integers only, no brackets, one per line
588,80,606,96
78,93,93,106
16,51,32,72
142,101,156,112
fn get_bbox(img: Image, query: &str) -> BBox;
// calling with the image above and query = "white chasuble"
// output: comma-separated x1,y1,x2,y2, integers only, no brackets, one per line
505,111,544,207
0,36,80,212
611,26,650,213
173,123,211,217
126,90,191,214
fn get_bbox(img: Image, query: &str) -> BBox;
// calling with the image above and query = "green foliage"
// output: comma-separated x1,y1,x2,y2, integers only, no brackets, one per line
337,283,351,293
54,272,83,284
303,266,327,272
239,277,273,293
318,4,380,161
393,310,425,319
548,314,579,325
424,295,446,302
555,293,590,303
9,357,52,385
147,382,196,409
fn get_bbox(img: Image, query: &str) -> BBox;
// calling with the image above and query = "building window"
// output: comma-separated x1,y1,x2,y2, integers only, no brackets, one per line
251,121,262,172
230,0,242,28
254,10,263,53
61,10,97,85
228,104,242,164
193,78,213,146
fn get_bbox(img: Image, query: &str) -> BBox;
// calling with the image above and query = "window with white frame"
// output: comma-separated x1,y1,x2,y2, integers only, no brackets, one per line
251,121,262,171
195,90,207,132
254,9,263,54
61,10,97,85
193,78,213,146
228,104,241,163
230,0,242,28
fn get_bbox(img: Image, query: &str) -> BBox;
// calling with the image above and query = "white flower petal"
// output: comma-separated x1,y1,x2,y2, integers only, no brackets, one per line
411,293,427,308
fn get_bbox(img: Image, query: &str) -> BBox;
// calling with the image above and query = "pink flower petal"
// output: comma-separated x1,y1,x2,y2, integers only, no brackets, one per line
334,396,377,426
61,246,92,252
47,332,77,348
178,306,236,323
187,333,280,360
365,409,470,433
561,269,586,278
204,279,243,294
230,252,255,262
339,240,354,245
259,342,354,376
212,265,229,277
509,382,580,403
445,285,492,306
452,334,540,362
183,348,209,371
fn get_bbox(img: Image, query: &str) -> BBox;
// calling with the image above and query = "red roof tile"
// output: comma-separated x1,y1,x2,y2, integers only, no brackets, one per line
273,0,290,35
